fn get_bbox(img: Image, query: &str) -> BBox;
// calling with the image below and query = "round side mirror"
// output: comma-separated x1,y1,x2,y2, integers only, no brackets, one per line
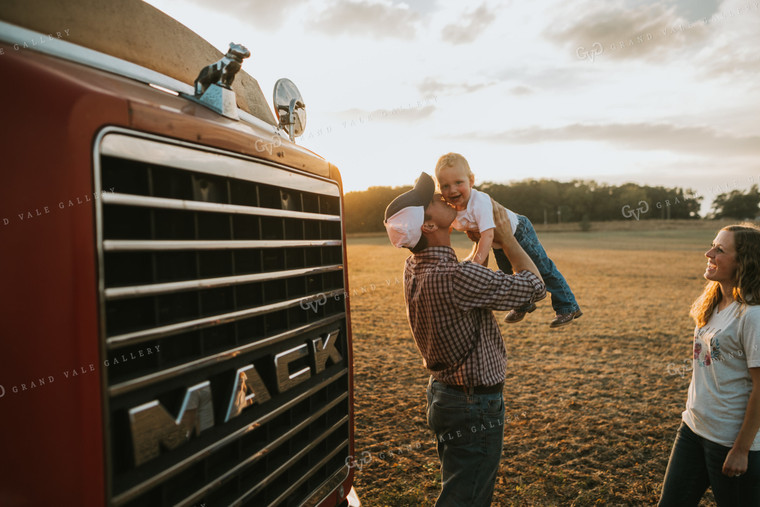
273,78,306,141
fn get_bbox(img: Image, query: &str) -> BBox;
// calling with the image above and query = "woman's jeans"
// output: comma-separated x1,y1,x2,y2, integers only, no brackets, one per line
659,421,760,506
492,214,579,314
426,377,505,506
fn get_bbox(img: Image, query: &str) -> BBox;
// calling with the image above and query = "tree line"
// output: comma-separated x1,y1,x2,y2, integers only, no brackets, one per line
344,179,760,233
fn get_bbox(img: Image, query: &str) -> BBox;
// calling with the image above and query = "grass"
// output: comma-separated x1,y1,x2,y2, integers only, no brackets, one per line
346,227,724,506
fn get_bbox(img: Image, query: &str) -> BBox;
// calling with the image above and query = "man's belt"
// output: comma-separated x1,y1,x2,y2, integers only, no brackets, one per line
445,381,504,395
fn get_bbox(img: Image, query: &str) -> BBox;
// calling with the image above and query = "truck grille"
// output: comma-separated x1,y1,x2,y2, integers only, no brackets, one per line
95,130,351,507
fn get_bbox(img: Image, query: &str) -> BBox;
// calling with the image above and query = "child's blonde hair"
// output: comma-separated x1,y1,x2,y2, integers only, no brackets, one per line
434,153,474,182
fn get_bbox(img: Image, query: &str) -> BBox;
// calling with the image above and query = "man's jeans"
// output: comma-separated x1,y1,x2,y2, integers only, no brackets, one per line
659,422,760,506
492,214,579,314
426,377,504,506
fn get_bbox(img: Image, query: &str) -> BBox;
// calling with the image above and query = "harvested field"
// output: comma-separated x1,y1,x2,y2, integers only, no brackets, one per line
346,228,724,506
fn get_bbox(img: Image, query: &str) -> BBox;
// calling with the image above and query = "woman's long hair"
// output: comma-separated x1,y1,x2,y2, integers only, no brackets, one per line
690,223,760,327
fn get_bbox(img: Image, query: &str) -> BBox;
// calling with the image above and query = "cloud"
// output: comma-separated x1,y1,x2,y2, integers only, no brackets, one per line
705,53,760,78
441,4,497,44
179,0,312,30
336,102,437,123
417,77,496,96
465,123,760,157
696,1,760,78
509,85,533,95
491,64,597,93
674,0,721,23
545,2,712,62
310,0,422,40
301,100,436,141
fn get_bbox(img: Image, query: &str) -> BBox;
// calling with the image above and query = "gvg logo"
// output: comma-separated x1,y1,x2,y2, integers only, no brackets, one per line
621,200,649,220
300,293,328,313
576,42,603,62
253,135,282,155
666,359,692,378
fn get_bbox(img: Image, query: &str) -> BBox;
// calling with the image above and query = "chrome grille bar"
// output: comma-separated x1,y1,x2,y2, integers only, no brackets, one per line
104,239,342,252
270,451,350,507
106,288,346,349
232,418,350,506
105,265,342,300
175,395,349,507
102,192,341,222
108,314,345,397
100,133,340,196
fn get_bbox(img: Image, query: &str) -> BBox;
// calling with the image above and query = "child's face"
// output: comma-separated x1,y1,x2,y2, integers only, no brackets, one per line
437,163,474,210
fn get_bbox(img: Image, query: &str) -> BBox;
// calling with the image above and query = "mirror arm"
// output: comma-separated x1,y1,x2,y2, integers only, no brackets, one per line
278,99,305,142
273,78,306,142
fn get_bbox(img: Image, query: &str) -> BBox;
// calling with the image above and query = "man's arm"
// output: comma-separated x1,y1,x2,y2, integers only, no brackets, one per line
491,199,543,283
453,256,545,312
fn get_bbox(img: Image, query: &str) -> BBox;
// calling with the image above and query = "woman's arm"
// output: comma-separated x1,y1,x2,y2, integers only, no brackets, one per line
722,367,760,476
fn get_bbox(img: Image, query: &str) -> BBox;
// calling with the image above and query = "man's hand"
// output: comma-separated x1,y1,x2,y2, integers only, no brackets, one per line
491,198,513,246
491,198,543,283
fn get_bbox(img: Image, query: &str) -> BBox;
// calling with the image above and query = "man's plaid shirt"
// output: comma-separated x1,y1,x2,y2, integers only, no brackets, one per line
404,246,546,387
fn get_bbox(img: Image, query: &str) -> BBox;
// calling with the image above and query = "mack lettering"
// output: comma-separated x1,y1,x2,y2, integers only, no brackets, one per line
129,382,215,466
127,330,342,466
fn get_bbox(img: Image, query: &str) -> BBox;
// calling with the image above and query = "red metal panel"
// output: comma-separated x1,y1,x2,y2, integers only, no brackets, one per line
0,44,131,506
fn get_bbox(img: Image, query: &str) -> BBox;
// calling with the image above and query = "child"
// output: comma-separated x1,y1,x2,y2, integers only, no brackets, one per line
435,152,582,328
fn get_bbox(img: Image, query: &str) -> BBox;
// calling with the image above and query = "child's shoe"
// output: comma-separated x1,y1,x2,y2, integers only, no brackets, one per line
549,309,583,328
504,303,537,323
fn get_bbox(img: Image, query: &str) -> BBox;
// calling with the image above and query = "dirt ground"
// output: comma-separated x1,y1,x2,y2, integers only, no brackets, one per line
346,228,723,506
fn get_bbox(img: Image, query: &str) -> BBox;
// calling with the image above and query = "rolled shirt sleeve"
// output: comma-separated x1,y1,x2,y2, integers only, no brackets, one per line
452,262,545,312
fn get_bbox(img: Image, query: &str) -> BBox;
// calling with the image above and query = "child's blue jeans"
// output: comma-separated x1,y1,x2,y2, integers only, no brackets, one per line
492,214,579,314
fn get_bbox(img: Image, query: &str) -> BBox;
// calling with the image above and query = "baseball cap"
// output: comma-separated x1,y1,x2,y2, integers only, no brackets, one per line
384,172,435,248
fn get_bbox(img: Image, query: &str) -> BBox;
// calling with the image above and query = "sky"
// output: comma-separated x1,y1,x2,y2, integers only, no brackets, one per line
144,0,760,215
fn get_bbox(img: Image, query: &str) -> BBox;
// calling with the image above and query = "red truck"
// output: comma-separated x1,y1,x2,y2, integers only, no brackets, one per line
0,1,359,506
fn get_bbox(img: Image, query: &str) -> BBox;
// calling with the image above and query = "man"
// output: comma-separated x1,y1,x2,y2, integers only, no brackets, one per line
384,172,546,506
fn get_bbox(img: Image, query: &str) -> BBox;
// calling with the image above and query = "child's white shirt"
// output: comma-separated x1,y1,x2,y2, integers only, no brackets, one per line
452,188,519,236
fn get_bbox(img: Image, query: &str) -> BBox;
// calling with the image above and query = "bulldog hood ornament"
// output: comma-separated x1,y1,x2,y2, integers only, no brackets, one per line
191,42,251,120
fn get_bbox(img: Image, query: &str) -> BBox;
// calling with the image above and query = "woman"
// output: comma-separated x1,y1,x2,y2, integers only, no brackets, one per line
659,224,760,506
